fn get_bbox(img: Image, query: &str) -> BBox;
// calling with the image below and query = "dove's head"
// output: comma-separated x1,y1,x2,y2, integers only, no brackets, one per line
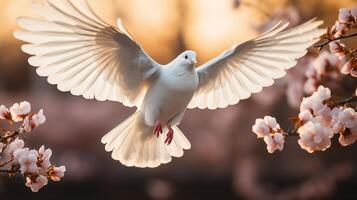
176,50,197,67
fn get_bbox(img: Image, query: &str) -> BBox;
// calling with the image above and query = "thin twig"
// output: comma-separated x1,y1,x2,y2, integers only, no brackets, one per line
286,128,299,137
0,129,22,143
315,32,357,50
334,96,357,106
0,169,20,174
0,159,14,168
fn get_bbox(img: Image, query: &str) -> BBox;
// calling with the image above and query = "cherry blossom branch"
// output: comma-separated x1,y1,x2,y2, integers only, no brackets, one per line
0,128,22,143
315,32,357,50
283,96,357,138
0,169,20,174
334,96,357,106
286,128,299,137
0,101,66,192
0,159,14,168
253,87,357,154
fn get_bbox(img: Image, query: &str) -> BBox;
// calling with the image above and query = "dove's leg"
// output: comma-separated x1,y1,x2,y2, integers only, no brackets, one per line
165,126,174,145
163,110,186,145
143,105,163,137
154,121,163,138
165,109,186,145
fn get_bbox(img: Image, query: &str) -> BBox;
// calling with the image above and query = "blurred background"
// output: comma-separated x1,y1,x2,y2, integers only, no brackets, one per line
1,0,357,199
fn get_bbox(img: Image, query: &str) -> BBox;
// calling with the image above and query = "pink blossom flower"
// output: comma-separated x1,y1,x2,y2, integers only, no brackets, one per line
298,110,314,123
352,8,357,22
16,148,39,174
331,20,349,37
330,107,345,133
0,105,12,120
300,97,328,117
329,41,346,59
338,108,357,129
338,8,352,23
252,119,269,138
339,127,357,146
23,109,46,133
263,116,279,129
300,87,332,118
297,121,334,153
23,117,33,133
38,145,52,170
32,109,46,126
13,148,29,161
312,86,331,102
263,133,285,153
341,58,357,77
49,166,66,181
9,101,31,122
252,116,283,139
6,138,25,157
25,175,48,192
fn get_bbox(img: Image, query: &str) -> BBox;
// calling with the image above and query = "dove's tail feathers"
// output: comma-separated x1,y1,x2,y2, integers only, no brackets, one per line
101,112,191,168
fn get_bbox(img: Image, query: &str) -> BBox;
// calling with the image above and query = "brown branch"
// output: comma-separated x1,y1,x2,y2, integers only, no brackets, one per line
0,128,22,143
334,96,357,106
315,32,357,50
286,129,299,137
0,169,20,174
0,159,14,168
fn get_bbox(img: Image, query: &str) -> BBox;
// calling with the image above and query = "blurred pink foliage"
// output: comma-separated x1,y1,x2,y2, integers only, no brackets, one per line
252,7,357,155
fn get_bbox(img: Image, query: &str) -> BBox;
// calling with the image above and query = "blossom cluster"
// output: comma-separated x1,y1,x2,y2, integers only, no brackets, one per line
252,86,357,154
303,51,342,94
0,101,66,192
252,116,285,153
326,8,357,77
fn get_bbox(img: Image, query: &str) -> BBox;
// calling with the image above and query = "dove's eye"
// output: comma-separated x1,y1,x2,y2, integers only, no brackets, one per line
185,55,188,59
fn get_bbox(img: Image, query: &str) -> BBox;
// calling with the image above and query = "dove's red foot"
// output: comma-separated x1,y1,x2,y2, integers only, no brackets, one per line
165,126,174,145
154,121,163,138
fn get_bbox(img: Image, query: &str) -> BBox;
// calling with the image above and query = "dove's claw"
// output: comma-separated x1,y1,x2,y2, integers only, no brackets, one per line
165,126,174,145
154,121,163,138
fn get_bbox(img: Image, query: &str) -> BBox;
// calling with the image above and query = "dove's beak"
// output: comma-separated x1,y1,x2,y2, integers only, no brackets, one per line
190,58,197,65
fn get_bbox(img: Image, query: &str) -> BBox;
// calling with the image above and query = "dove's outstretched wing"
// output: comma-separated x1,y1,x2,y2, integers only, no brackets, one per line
188,19,325,110
14,0,161,107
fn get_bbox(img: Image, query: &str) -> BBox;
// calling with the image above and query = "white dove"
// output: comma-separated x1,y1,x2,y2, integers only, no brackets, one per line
14,0,325,168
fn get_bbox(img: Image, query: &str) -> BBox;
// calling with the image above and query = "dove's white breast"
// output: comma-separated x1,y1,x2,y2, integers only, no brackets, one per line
142,65,199,126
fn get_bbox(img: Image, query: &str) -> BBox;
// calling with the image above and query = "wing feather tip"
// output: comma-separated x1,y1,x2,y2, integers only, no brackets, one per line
13,30,23,41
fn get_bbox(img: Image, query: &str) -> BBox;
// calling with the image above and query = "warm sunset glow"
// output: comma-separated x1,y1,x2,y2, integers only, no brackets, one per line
0,0,355,63
183,0,261,63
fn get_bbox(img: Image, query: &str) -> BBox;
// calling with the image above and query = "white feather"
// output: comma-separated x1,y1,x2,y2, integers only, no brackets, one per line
101,112,190,168
188,19,325,109
14,0,161,108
